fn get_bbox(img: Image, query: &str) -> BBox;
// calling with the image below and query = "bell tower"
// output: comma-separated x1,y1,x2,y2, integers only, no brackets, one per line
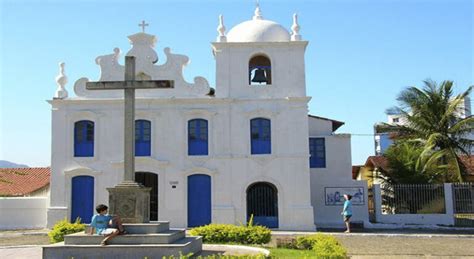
211,7,308,99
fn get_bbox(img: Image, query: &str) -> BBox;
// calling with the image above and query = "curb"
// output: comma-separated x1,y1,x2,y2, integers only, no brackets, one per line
0,245,42,249
271,231,474,238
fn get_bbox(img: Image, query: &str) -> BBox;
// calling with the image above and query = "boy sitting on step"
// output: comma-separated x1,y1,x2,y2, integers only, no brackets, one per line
89,204,127,246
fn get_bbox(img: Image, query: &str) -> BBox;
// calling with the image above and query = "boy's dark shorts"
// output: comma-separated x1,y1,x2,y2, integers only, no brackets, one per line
343,215,352,222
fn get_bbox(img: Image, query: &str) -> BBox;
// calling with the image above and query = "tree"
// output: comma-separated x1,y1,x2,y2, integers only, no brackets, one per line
378,80,473,182
383,141,431,184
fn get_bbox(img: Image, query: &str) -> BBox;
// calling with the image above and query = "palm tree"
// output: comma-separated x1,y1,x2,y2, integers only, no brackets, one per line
378,80,473,182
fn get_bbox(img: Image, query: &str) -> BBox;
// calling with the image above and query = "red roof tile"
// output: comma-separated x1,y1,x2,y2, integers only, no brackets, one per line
459,155,474,176
364,156,390,173
0,167,50,196
352,165,362,179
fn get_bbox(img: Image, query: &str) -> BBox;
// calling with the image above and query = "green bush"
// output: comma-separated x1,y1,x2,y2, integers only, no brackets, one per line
188,224,271,245
48,218,86,243
296,234,347,258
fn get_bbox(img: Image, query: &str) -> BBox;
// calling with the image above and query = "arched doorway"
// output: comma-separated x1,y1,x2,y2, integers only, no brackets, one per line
188,174,211,227
71,175,94,223
135,172,158,221
247,182,278,228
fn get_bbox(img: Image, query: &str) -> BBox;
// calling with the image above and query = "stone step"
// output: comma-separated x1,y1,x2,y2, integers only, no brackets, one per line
124,222,170,234
64,229,185,245
43,236,203,259
85,221,170,234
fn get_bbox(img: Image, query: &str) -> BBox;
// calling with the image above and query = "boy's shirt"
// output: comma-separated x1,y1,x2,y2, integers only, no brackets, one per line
343,200,353,216
90,214,113,234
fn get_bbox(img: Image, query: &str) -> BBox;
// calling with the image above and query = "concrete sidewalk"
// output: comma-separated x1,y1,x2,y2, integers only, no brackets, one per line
272,227,474,238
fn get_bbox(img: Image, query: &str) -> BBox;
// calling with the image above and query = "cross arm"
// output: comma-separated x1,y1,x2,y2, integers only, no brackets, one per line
86,80,174,90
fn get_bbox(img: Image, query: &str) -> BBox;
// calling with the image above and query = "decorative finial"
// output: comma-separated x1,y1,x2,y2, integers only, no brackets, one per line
138,20,149,33
291,13,302,41
54,62,68,99
216,14,227,42
253,1,263,20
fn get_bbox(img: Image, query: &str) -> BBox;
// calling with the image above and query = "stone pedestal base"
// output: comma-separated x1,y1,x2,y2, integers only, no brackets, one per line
107,181,151,223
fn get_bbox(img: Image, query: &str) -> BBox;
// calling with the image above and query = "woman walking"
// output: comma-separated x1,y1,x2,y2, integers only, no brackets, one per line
341,194,353,233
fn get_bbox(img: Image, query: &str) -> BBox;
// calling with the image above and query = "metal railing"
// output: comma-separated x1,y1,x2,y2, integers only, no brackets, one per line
452,182,474,227
381,184,445,214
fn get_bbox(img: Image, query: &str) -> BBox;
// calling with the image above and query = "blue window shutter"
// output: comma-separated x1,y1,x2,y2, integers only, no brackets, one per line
251,118,271,154
309,138,326,168
188,119,208,156
74,120,94,157
135,120,151,156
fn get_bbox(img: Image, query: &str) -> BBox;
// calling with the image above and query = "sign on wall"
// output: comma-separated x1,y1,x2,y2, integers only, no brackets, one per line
325,187,365,206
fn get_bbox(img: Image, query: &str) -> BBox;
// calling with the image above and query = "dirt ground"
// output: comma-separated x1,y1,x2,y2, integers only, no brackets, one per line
0,235,49,247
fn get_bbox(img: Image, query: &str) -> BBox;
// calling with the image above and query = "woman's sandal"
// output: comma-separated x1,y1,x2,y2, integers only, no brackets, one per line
119,230,128,235
100,240,108,246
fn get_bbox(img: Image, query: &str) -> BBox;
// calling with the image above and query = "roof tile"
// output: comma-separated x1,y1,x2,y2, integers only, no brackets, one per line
0,167,50,196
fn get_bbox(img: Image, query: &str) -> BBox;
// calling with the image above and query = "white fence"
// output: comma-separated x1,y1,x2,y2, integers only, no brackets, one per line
0,197,48,230
373,184,454,226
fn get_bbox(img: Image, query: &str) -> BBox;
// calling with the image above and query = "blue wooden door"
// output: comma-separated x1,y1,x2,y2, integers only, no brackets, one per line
188,174,211,227
71,176,94,224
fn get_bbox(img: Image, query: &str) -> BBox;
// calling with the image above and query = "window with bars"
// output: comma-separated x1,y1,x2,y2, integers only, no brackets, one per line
309,137,326,168
74,120,94,157
250,118,271,155
135,120,151,156
188,119,208,156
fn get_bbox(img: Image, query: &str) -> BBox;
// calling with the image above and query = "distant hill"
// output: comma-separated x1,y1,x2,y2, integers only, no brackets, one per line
0,160,29,168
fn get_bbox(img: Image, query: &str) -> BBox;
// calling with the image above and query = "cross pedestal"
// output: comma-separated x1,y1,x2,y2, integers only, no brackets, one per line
86,56,173,223
107,185,151,223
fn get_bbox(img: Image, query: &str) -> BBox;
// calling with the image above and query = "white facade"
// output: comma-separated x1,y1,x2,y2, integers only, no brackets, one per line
47,7,359,230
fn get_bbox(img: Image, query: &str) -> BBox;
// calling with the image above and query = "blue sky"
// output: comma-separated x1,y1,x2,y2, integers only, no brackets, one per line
0,0,472,167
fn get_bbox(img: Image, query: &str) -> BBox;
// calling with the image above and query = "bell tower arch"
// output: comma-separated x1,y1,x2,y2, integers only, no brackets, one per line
249,54,272,85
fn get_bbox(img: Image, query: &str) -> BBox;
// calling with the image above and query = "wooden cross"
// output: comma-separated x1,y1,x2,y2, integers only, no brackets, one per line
138,20,149,33
86,56,173,184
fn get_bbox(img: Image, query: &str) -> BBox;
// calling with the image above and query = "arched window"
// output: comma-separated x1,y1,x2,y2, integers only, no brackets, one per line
74,120,94,157
135,120,151,156
250,118,271,154
249,55,272,85
188,119,208,156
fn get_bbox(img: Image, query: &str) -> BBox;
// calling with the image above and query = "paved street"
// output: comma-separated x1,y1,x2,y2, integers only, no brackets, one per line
337,235,474,258
1,230,474,258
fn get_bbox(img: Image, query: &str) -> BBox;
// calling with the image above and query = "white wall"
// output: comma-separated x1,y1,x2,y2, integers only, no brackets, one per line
311,177,369,228
308,118,333,136
308,132,370,227
0,197,48,230
373,184,455,226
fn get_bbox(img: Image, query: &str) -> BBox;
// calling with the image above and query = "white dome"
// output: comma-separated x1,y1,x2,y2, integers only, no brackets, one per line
227,19,290,42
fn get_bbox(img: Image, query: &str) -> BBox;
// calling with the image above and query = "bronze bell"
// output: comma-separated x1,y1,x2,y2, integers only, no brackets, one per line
251,68,267,83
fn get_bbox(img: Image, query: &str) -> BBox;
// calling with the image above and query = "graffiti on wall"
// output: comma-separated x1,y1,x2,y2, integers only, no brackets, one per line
325,187,365,205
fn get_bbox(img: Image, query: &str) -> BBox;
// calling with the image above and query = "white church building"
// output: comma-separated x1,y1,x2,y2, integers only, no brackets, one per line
47,6,368,230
